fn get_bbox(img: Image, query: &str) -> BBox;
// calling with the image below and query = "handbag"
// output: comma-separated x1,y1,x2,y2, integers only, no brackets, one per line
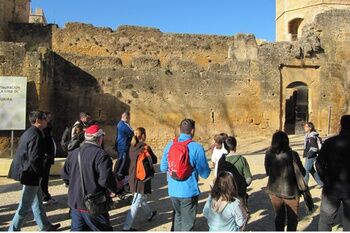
78,150,113,215
292,158,314,212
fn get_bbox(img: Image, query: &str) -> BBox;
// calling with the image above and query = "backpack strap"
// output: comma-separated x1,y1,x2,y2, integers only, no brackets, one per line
173,137,192,145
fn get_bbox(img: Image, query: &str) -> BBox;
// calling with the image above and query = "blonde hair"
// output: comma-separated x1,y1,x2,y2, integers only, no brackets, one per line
131,127,146,146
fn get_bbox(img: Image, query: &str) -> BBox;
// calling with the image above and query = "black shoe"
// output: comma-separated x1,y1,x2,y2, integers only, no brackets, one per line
47,223,61,231
123,228,138,231
147,211,157,222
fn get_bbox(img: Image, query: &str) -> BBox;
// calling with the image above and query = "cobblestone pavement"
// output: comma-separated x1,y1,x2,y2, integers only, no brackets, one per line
0,135,342,231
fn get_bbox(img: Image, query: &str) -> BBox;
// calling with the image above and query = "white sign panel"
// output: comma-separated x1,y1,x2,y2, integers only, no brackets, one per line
0,77,27,130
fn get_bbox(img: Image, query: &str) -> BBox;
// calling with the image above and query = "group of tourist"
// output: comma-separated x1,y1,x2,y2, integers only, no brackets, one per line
6,109,350,231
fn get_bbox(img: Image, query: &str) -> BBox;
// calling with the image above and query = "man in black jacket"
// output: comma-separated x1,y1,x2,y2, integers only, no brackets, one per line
41,111,57,205
61,124,118,231
8,110,60,231
316,115,350,231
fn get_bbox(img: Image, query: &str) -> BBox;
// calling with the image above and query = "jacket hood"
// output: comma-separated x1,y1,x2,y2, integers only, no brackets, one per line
211,197,228,214
307,131,319,138
226,154,242,164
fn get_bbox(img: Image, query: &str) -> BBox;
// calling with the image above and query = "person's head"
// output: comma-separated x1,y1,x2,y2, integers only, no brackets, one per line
79,112,91,123
304,122,315,133
44,111,52,123
223,136,237,152
29,110,47,130
270,131,291,154
121,111,130,123
74,123,84,135
84,124,105,146
214,133,228,149
180,119,195,137
340,115,350,133
131,127,146,146
211,171,238,202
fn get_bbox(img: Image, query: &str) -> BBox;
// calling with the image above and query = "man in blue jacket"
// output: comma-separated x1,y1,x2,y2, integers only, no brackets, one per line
114,111,134,179
161,119,210,231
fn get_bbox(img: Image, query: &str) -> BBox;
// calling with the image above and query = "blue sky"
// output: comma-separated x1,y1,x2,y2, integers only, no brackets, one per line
31,1,276,41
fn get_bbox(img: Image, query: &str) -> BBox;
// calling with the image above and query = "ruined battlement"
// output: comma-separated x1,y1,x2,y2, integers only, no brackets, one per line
1,9,350,157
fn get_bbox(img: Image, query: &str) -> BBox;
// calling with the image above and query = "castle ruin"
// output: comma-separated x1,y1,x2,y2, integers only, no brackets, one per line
0,0,350,156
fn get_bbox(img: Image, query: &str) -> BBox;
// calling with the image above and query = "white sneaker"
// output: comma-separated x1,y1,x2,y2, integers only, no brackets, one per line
43,198,58,205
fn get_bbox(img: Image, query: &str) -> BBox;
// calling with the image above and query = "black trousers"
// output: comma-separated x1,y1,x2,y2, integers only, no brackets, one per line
40,161,52,201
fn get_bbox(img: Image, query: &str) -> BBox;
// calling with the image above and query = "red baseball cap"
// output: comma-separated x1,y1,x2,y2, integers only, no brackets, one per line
85,124,105,138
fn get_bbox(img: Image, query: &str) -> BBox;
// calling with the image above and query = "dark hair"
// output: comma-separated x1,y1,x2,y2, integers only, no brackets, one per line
341,115,350,132
180,119,195,134
214,133,228,144
224,136,237,152
80,112,90,118
270,131,291,154
29,110,46,124
131,127,146,146
74,123,84,133
86,119,98,127
305,122,316,132
211,171,238,202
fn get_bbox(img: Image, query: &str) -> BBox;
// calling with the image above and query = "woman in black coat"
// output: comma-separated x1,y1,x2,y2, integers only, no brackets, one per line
123,127,157,231
264,131,305,231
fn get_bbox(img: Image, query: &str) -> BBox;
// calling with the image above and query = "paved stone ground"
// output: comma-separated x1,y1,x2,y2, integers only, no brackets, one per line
0,135,342,231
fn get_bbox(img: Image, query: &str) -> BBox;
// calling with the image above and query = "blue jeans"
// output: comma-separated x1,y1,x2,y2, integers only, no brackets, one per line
123,193,153,230
70,208,113,231
319,192,350,231
171,196,198,231
304,157,323,186
8,184,51,231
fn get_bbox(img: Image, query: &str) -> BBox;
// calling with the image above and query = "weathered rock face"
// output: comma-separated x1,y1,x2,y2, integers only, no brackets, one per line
1,9,350,156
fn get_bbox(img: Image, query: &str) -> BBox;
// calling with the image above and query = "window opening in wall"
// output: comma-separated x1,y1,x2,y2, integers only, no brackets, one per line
288,18,304,41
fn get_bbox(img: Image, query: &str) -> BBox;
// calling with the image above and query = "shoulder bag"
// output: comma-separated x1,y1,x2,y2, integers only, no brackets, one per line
292,157,314,212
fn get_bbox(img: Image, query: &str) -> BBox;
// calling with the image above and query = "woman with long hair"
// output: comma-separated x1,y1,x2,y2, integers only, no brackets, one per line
203,171,248,231
303,122,323,187
123,127,157,231
264,131,305,231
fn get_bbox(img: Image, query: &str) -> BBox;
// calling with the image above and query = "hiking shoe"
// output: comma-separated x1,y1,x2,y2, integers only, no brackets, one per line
47,223,61,231
43,198,58,205
147,211,157,222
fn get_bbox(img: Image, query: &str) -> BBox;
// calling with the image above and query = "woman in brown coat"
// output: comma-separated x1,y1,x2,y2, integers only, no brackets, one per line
123,127,157,231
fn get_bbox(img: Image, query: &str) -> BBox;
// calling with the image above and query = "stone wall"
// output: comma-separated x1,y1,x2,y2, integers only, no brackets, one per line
1,9,350,156
0,0,29,41
0,42,52,156
276,0,350,41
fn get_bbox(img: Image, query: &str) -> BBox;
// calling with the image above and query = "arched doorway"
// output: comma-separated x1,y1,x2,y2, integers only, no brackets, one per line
284,82,308,134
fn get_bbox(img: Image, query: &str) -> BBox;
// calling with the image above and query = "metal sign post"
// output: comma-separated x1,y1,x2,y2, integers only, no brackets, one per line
11,130,14,158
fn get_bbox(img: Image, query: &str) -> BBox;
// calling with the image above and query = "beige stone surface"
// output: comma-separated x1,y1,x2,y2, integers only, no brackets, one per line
276,0,350,41
0,3,350,160
0,135,337,231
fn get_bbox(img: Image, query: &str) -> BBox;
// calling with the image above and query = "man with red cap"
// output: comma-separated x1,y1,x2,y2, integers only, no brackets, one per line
62,124,118,231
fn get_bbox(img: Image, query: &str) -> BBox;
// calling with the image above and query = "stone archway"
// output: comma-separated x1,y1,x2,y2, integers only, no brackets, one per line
288,18,304,41
284,82,308,134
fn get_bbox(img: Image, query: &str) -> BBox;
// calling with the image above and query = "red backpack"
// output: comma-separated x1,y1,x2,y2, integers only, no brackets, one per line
167,138,193,181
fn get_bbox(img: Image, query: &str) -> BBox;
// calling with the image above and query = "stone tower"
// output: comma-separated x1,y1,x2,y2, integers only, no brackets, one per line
276,0,350,41
0,0,30,41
